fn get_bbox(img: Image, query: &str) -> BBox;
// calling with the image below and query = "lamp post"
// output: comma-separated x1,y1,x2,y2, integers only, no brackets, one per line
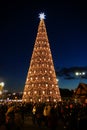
75,72,85,83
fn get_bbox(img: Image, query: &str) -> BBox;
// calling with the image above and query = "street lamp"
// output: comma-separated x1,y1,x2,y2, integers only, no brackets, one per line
75,72,86,83
75,72,85,76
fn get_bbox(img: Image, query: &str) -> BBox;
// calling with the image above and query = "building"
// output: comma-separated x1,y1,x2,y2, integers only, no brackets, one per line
74,83,87,103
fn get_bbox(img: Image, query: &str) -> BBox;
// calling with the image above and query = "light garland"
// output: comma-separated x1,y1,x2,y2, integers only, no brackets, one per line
22,14,61,103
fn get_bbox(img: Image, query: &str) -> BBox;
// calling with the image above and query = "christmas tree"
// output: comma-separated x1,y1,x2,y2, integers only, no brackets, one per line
22,13,61,103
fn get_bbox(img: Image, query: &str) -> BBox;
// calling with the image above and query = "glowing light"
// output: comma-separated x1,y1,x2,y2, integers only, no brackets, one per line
82,72,85,75
0,82,5,87
34,91,37,94
36,77,38,80
75,72,79,76
34,71,36,73
75,72,86,76
24,92,26,95
22,12,61,103
50,71,52,73
48,77,50,80
46,84,48,87
54,99,56,102
39,13,46,20
30,99,32,102
47,99,49,102
30,77,32,80
39,99,41,102
50,91,52,94
43,91,45,94
28,91,30,94
56,78,59,82
0,91,2,95
42,77,45,79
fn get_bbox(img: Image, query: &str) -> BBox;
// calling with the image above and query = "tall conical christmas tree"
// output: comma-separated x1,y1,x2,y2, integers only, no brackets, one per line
22,13,61,103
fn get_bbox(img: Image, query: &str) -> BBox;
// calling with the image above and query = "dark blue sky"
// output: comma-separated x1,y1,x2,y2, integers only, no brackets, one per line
0,0,87,92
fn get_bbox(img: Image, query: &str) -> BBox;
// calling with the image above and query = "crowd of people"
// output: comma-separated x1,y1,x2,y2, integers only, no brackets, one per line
31,101,87,130
0,100,87,130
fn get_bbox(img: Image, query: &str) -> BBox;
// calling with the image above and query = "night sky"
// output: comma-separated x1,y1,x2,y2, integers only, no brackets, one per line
0,0,87,92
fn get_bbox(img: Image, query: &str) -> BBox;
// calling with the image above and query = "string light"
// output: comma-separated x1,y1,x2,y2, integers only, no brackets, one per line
22,13,61,103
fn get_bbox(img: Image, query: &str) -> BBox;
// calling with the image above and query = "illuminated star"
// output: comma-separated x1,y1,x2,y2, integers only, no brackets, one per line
39,13,46,20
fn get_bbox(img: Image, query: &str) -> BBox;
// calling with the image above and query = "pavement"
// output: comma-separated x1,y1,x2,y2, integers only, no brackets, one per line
23,115,65,130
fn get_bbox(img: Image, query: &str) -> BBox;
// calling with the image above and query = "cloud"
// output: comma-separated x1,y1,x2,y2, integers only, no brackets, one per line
56,66,87,80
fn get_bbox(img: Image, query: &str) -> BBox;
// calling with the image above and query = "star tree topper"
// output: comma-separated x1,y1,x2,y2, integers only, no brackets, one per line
39,13,46,20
